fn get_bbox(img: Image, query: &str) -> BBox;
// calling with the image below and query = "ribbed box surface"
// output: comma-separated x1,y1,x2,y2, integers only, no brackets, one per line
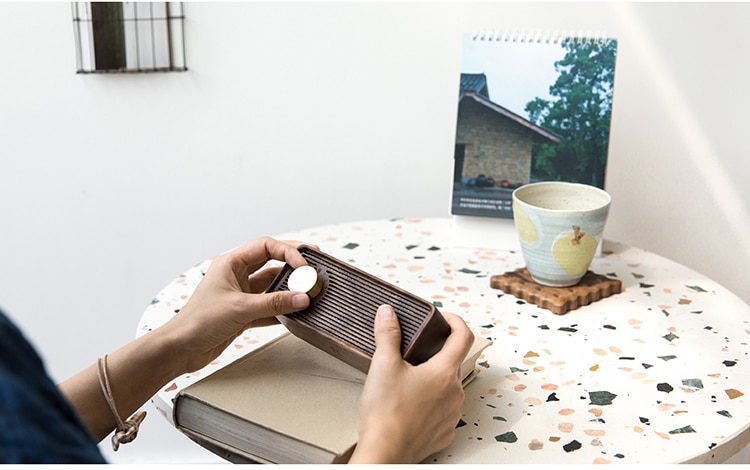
267,246,450,373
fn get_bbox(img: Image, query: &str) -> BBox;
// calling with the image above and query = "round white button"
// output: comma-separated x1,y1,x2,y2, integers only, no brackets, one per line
287,265,322,298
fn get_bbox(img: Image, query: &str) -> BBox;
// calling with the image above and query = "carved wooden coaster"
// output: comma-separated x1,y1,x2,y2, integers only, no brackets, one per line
490,268,622,315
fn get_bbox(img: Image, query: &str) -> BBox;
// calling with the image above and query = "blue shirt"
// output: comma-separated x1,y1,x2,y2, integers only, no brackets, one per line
0,309,106,463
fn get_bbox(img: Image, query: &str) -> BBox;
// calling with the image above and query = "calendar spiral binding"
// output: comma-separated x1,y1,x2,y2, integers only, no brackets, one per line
472,29,612,47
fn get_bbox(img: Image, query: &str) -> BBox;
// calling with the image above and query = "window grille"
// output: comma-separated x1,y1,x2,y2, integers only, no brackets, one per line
72,2,187,73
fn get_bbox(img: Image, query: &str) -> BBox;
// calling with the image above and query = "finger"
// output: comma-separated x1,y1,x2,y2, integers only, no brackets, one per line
372,304,403,362
278,239,321,252
229,238,308,277
429,312,474,366
261,238,318,267
244,241,323,292
239,290,311,320
256,238,321,268
247,265,283,293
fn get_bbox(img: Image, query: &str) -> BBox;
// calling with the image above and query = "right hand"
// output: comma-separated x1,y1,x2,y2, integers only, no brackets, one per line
349,305,474,464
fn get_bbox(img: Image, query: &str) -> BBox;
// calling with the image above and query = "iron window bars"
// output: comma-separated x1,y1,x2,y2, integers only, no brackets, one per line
72,2,186,73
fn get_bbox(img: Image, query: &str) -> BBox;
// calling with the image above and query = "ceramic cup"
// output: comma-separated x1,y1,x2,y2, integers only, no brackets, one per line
512,181,611,287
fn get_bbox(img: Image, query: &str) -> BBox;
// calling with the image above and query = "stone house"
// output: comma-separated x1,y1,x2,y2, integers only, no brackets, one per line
454,73,561,187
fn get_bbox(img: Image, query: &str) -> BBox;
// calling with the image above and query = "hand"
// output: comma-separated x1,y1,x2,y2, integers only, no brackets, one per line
159,237,315,376
349,305,475,464
60,237,317,443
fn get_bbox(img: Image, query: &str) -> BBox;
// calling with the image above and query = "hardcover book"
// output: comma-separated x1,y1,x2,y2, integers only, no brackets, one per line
173,332,491,464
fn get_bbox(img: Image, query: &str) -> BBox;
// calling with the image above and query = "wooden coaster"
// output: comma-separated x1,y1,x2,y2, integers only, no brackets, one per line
490,268,622,315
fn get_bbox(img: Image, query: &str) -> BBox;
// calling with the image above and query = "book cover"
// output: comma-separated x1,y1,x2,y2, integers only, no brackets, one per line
451,31,618,220
173,332,491,464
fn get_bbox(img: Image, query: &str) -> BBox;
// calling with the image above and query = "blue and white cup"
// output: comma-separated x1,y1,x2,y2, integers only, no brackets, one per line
512,182,611,287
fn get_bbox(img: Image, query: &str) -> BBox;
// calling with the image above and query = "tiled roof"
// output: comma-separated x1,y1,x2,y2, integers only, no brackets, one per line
460,73,489,98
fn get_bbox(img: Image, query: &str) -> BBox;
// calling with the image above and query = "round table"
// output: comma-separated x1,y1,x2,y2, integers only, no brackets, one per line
138,217,750,464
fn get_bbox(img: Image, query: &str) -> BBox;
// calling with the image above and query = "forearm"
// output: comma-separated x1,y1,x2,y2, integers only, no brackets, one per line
58,327,182,443
57,238,313,445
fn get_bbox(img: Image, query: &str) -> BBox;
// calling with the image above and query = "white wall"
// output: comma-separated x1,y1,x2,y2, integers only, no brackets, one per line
1,1,749,463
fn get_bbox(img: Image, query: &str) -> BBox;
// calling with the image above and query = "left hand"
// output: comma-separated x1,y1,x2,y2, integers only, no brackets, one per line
350,305,474,463
159,237,314,376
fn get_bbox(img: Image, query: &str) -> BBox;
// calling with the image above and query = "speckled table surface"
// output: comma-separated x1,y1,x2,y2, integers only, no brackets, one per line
138,217,750,464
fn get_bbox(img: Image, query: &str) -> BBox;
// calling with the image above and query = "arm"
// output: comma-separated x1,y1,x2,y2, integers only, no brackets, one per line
349,305,474,464
58,237,313,443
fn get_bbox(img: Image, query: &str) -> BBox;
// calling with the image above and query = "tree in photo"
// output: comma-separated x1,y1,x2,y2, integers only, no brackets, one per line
526,39,617,188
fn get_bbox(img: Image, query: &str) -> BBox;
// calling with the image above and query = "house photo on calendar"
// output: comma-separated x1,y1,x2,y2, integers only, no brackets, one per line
451,31,618,219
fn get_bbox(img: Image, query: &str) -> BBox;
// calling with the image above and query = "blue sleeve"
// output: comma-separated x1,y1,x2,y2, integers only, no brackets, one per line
0,309,106,463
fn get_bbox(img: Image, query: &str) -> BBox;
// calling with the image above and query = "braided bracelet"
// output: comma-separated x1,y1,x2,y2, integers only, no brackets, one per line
96,355,147,451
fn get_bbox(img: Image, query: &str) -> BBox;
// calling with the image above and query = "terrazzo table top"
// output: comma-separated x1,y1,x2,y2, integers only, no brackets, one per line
138,217,750,464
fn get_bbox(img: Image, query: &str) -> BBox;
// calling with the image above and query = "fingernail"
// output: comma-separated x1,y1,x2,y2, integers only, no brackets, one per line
377,304,394,320
292,293,309,309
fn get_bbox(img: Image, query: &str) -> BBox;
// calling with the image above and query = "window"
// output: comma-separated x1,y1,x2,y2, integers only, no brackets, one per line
72,2,187,73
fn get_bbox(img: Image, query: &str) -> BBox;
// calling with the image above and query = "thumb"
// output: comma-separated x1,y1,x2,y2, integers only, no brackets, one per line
373,304,403,360
246,290,311,319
